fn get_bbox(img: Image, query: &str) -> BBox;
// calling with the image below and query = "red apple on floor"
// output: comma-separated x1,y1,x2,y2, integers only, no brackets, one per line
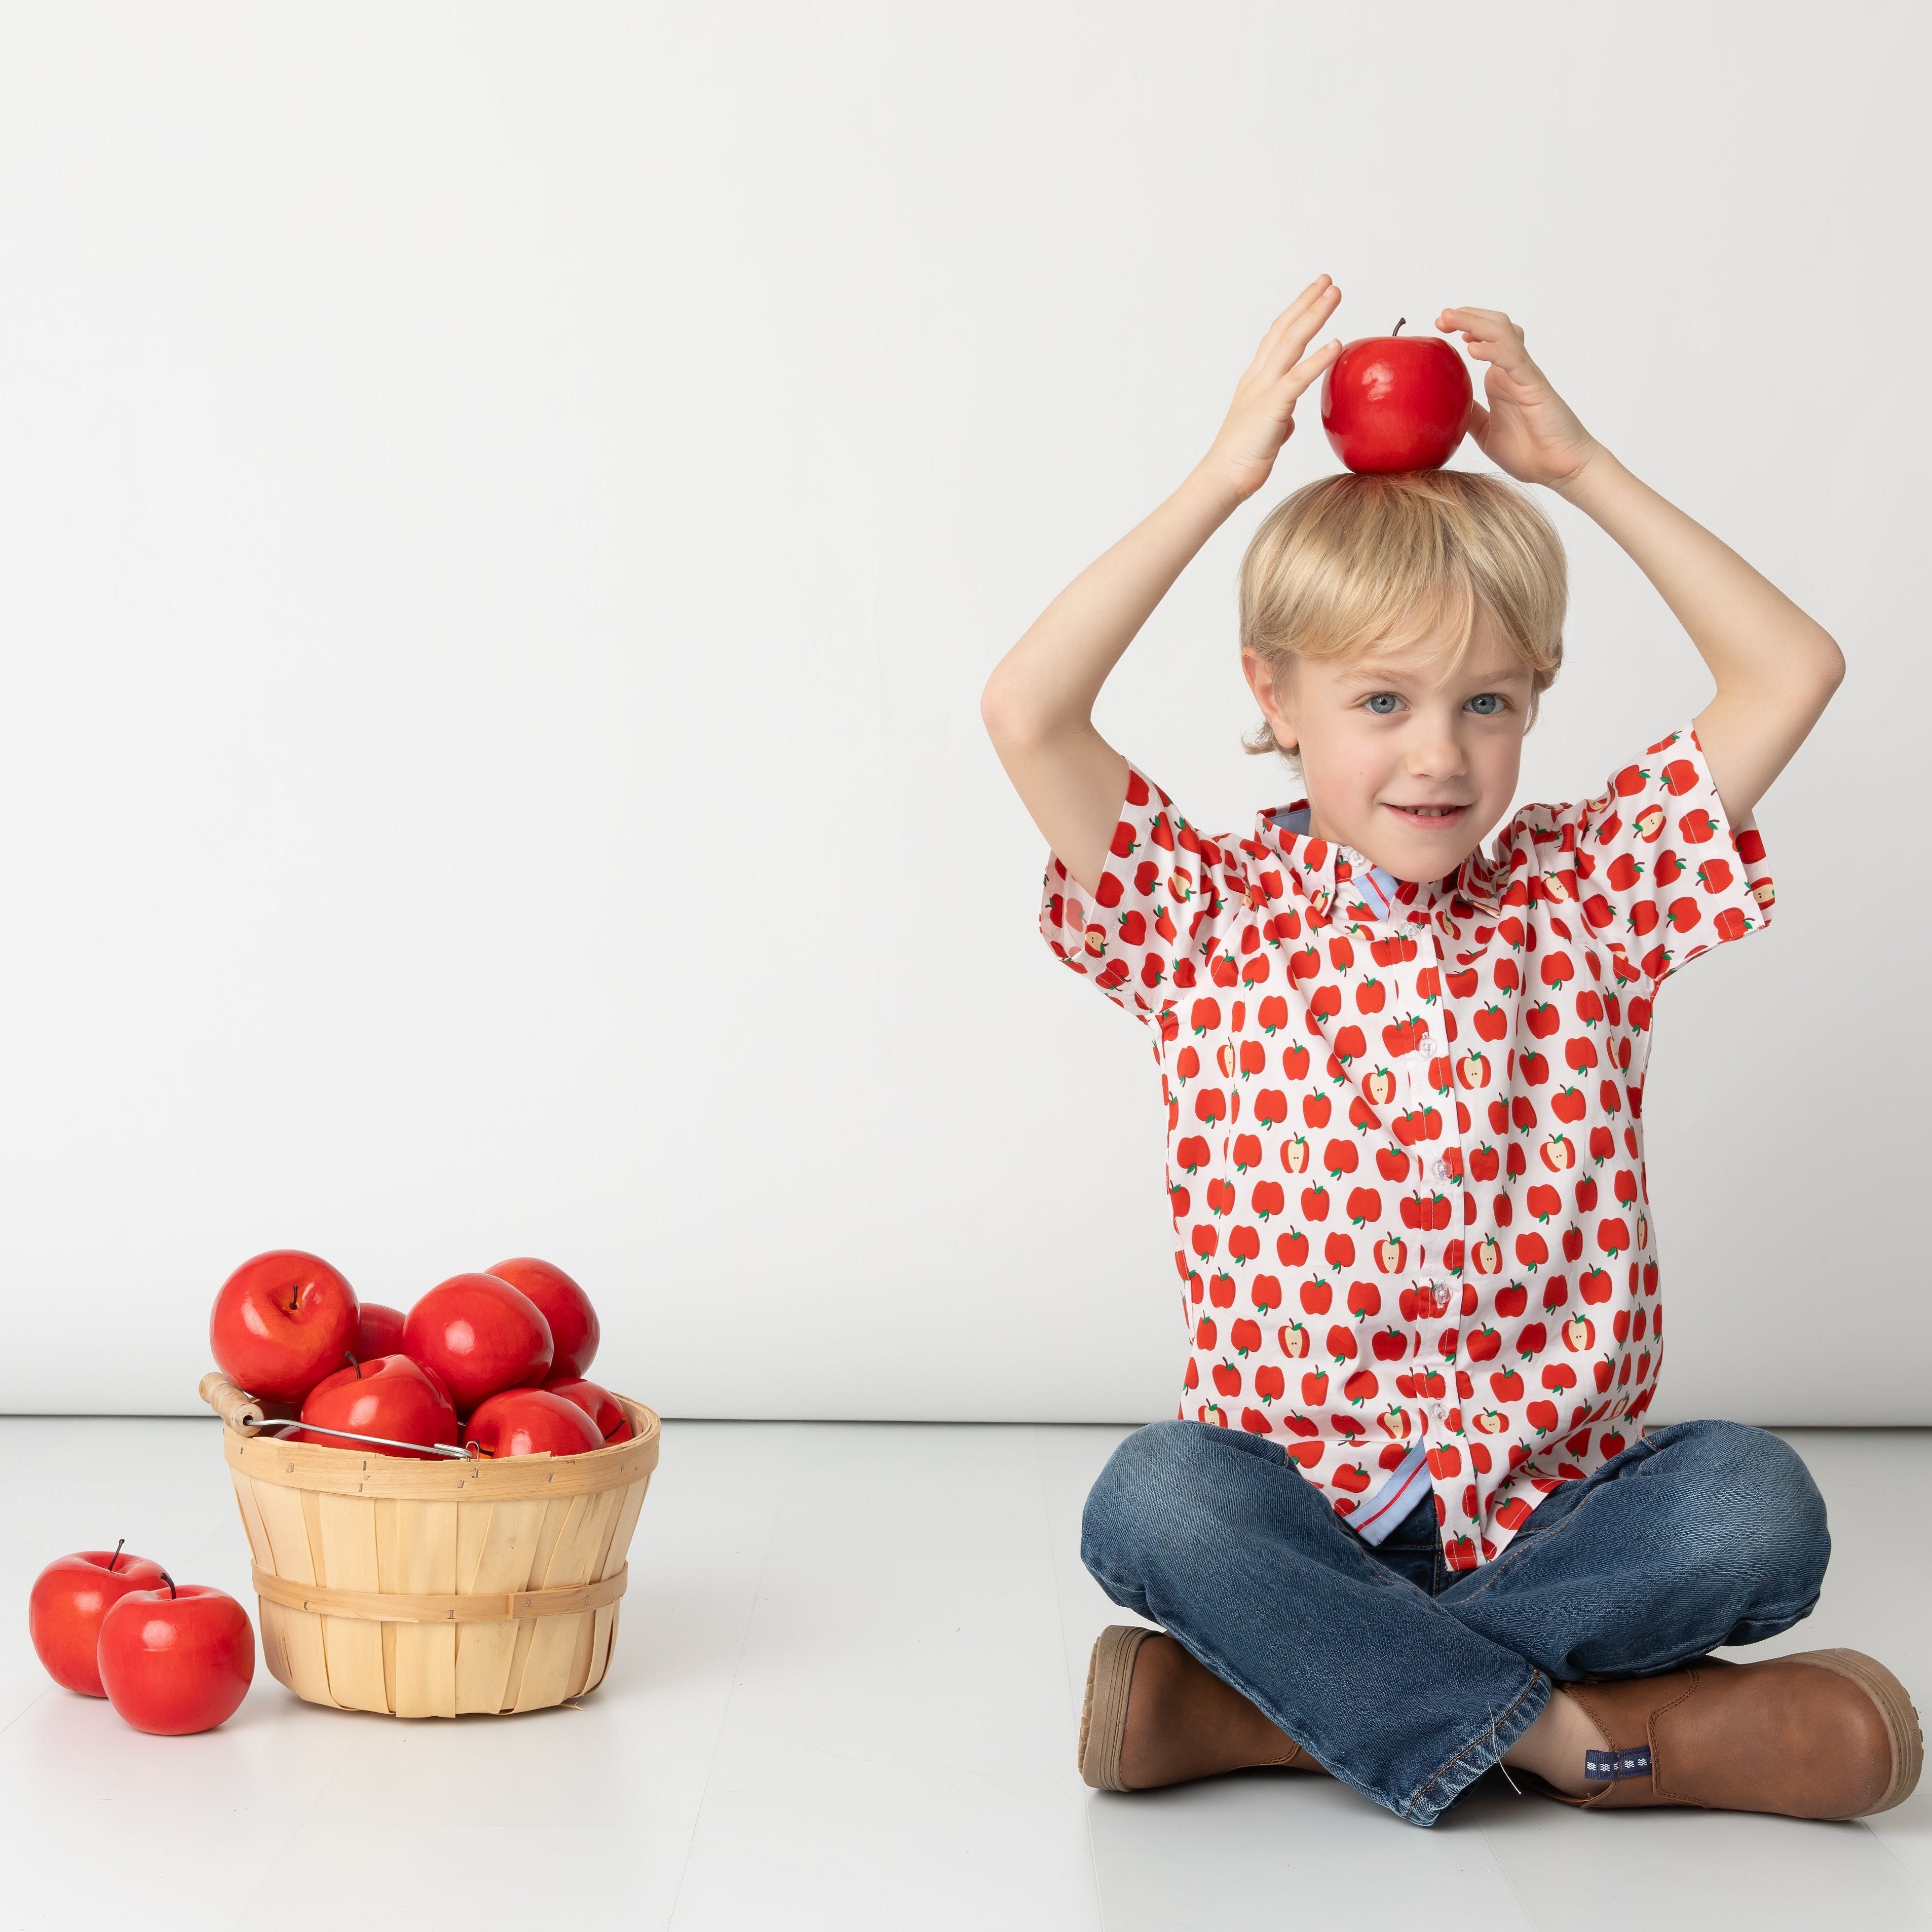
354,1301,406,1361
1321,322,1473,474
28,1544,171,1696
97,1577,254,1734
403,1273,552,1415
293,1354,459,1457
209,1250,361,1403
463,1388,602,1459
543,1376,634,1445
486,1258,599,1379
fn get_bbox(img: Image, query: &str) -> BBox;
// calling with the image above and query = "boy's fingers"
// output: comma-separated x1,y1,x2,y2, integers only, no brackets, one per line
1297,337,1345,376
1460,328,1538,378
1440,312,1530,359
1258,279,1340,362
1270,276,1336,330
1267,303,1344,386
1438,305,1514,333
1274,338,1344,401
1278,301,1341,369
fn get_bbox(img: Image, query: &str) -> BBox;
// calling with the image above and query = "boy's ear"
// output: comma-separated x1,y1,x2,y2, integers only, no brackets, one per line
1241,649,1299,753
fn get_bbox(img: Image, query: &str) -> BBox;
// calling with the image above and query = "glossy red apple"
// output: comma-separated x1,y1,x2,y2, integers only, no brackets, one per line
486,1258,599,1379
97,1577,254,1735
1321,322,1473,473
543,1376,634,1445
403,1273,552,1415
354,1301,406,1361
209,1250,361,1403
28,1544,170,1696
293,1354,459,1457
463,1387,602,1459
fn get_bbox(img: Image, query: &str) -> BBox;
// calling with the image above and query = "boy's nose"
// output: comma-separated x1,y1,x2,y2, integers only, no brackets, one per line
1404,721,1468,778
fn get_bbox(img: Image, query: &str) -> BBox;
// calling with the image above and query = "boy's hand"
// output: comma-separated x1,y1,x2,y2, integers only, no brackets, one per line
1204,277,1345,502
1435,307,1600,490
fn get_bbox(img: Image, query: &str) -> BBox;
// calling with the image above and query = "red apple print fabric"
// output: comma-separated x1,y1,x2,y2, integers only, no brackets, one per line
1040,726,1772,1567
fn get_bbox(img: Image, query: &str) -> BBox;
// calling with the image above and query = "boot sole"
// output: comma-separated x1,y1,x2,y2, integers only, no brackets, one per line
1798,1648,1924,1817
1079,1624,1152,1793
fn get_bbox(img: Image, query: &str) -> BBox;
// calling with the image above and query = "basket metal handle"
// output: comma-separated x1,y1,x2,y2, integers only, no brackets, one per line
199,1371,476,1459
249,1418,476,1460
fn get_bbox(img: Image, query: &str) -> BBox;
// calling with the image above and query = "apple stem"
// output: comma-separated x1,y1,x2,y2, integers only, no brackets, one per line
107,1537,125,1573
159,1569,177,1600
1392,317,1406,336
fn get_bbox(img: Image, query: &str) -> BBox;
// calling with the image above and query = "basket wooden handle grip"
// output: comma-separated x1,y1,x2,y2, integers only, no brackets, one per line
200,1373,268,1433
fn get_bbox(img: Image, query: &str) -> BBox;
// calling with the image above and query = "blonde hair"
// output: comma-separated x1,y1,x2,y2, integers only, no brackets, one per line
1239,469,1567,760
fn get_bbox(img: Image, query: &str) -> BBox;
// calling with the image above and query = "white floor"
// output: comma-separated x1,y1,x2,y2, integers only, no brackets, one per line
2,1420,1928,1931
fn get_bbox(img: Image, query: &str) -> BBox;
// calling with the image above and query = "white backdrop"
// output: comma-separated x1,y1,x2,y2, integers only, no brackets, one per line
1,3,1924,1422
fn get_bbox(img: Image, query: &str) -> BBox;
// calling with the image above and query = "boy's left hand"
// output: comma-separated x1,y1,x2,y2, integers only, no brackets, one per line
1435,307,1600,490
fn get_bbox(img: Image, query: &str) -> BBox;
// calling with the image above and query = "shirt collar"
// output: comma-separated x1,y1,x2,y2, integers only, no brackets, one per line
1255,800,1503,924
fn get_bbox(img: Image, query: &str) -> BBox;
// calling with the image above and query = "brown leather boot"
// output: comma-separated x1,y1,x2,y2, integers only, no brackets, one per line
1530,1650,1922,1819
1078,1624,1328,1792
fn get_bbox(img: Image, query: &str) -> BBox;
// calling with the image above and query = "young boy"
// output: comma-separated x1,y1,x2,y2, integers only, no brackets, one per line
980,276,1920,1825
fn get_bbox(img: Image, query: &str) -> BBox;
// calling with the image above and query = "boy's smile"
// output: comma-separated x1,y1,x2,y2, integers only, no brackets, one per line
1242,603,1535,884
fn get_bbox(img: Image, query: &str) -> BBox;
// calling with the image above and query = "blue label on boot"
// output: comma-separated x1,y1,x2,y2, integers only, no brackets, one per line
1584,1747,1652,1782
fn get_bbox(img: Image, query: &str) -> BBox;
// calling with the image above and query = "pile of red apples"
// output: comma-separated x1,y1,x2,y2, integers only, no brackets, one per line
211,1251,630,1459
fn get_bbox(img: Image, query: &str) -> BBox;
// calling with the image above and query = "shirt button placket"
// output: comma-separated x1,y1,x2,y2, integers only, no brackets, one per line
1429,924,1467,1429
1389,946,1433,1443
1422,927,1460,1445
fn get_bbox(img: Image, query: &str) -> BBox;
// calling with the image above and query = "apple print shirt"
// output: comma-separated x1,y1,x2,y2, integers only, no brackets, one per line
1041,726,1772,1568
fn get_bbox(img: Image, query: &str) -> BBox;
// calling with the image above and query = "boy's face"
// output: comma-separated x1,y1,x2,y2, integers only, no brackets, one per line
1243,604,1535,883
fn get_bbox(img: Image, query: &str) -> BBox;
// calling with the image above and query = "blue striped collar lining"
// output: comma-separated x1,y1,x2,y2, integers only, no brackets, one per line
1267,806,1401,921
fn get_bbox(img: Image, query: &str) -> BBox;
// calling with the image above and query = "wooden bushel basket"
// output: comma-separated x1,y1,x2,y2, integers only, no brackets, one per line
200,1373,660,1718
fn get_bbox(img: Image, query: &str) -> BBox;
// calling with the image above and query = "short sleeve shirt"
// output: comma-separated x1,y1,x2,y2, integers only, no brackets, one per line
1040,726,1772,1568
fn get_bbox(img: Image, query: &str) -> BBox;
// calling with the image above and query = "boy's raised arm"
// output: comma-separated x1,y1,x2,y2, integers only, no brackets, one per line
1438,307,1845,823
981,277,1345,895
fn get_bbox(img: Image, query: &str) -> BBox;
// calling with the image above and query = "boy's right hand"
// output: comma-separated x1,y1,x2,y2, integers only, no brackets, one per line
982,277,1341,895
1203,277,1345,502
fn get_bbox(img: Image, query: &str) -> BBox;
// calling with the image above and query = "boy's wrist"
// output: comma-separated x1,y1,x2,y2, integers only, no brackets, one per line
1548,440,1625,511
1185,454,1257,520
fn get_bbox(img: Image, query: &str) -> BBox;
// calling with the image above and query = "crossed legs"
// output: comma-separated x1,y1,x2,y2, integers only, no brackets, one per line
1077,1420,1916,1824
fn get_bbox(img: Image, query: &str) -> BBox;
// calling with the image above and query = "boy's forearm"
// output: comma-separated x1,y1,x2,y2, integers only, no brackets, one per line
982,461,1246,748
1553,444,1839,703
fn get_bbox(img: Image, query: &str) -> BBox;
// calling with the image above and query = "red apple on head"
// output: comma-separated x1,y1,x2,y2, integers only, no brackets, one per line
210,1250,361,1403
464,1388,602,1459
486,1258,599,1379
355,1301,407,1361
28,1542,170,1696
97,1574,254,1735
402,1273,552,1416
1321,321,1473,474
294,1354,459,1458
543,1376,634,1446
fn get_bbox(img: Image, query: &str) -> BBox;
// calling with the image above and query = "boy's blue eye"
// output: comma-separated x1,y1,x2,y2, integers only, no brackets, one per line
1360,699,1507,723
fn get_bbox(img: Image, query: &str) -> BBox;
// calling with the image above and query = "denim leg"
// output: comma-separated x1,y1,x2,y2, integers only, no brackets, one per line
1081,1421,1548,1827
1436,1419,1831,1681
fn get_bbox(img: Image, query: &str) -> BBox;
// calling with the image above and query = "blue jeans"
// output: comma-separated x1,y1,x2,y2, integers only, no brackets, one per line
1081,1418,1829,1826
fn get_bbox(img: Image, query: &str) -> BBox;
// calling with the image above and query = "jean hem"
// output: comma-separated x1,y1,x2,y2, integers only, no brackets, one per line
1400,1669,1550,1827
